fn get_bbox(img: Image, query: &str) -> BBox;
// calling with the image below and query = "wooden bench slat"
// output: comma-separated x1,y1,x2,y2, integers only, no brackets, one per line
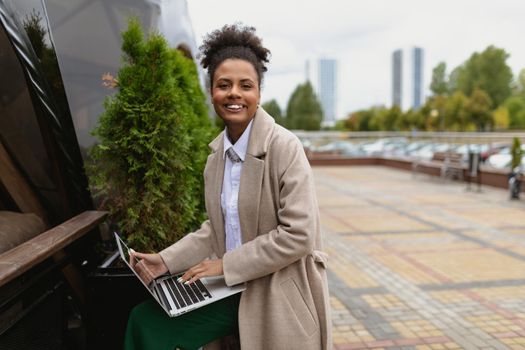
0,210,107,286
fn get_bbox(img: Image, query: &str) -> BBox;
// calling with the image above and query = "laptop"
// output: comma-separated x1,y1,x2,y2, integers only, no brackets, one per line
115,232,245,317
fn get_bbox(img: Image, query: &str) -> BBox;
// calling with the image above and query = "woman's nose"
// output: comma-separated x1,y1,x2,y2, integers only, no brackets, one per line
228,85,241,98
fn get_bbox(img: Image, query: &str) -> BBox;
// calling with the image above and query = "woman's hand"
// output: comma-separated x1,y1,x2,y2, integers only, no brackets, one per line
180,259,223,284
129,251,169,286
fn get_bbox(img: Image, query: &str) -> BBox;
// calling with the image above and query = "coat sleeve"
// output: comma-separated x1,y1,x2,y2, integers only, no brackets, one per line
222,136,318,286
159,220,215,274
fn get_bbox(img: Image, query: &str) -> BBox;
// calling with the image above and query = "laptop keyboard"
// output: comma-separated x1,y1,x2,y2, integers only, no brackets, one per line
155,274,212,310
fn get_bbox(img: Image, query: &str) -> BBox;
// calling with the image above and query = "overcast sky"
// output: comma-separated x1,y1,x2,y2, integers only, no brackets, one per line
187,0,525,119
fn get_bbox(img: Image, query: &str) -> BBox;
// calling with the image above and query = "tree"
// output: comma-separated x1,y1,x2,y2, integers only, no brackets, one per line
369,107,390,131
430,62,448,96
383,105,402,131
89,18,213,252
394,108,414,131
343,109,376,131
262,99,285,126
512,68,525,97
503,96,525,129
453,45,513,107
448,66,461,94
492,106,510,130
444,92,470,131
510,137,523,169
466,88,493,131
286,81,323,130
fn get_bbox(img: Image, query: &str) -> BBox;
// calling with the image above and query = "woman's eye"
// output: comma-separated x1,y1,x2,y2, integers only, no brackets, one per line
242,84,253,89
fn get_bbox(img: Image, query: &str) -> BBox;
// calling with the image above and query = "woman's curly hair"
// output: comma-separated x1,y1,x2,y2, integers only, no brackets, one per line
199,23,271,87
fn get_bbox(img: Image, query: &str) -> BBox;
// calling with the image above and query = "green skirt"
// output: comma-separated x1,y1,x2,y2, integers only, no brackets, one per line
124,294,240,350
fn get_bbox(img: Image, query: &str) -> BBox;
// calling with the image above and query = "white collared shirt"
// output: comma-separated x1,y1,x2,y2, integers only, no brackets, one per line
221,120,253,252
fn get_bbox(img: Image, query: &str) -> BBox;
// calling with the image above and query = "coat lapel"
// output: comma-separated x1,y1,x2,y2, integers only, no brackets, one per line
206,134,226,256
238,107,275,244
238,155,264,243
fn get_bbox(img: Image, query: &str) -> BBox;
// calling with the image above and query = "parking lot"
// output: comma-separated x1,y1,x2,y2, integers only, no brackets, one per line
302,135,525,170
314,166,525,349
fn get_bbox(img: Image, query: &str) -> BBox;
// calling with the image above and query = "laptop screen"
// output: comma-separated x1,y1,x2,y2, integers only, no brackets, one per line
115,233,156,289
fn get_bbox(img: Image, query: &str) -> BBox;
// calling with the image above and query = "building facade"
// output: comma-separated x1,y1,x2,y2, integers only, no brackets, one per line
392,49,403,107
412,47,424,109
318,58,337,125
391,47,424,110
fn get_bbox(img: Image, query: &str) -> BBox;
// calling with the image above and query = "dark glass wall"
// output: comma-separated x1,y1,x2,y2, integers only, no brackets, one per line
0,0,92,226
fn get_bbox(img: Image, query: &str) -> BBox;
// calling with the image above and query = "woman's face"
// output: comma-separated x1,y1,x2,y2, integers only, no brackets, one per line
211,59,260,130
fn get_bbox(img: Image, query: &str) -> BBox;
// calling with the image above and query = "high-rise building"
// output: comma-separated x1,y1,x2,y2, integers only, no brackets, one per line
392,49,403,107
412,47,424,109
391,47,424,110
318,58,337,125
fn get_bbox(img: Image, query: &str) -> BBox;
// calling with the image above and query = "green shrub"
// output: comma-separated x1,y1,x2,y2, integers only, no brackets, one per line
89,18,214,252
511,137,523,170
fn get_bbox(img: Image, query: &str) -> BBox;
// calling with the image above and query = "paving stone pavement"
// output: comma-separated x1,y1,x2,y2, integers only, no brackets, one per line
313,166,525,350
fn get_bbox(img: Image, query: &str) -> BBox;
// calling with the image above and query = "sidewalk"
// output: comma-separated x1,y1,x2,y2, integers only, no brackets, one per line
314,166,525,350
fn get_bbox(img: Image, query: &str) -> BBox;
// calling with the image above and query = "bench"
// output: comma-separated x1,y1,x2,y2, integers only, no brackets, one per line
432,152,465,180
412,151,466,180
0,210,107,287
0,137,107,302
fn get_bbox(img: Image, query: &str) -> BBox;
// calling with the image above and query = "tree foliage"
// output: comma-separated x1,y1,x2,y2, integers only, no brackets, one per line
286,82,323,130
444,92,470,131
492,106,510,130
430,62,448,96
511,137,523,169
89,18,213,252
332,46,525,132
504,96,525,129
466,88,493,131
261,99,285,126
454,46,513,107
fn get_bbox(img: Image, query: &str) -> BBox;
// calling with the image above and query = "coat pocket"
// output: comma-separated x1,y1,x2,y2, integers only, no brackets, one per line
280,278,317,336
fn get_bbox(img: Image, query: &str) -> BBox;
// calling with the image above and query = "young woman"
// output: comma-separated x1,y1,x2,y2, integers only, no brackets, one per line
125,24,331,350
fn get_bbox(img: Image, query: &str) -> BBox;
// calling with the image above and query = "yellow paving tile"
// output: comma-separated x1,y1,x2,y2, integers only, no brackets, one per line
408,250,525,282
429,290,473,304
316,191,366,208
374,254,442,284
390,319,443,338
505,228,525,236
473,286,525,300
362,293,407,309
448,207,525,227
326,247,381,288
319,211,352,233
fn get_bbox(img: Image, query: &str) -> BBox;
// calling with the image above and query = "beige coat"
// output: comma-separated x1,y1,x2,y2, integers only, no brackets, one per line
159,107,331,350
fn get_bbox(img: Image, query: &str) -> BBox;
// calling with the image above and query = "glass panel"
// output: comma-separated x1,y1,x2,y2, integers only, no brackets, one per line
0,21,62,221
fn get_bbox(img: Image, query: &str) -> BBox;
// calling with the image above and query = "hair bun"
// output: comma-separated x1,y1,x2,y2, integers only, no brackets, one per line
200,23,270,70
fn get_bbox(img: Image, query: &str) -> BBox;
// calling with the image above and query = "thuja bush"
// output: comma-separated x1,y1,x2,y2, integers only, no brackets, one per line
89,18,213,252
511,137,523,170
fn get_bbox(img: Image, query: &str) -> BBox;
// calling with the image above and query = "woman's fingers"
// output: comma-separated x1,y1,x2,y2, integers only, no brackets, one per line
135,260,154,285
180,259,223,284
128,252,168,280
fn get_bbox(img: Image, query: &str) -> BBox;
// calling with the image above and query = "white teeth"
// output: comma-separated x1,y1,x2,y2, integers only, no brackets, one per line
226,104,242,109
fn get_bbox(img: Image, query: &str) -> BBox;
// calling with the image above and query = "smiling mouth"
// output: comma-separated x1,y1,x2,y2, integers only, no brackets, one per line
224,104,245,112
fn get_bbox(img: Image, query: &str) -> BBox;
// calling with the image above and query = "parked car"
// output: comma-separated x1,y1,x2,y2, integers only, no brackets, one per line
486,145,525,169
480,143,509,162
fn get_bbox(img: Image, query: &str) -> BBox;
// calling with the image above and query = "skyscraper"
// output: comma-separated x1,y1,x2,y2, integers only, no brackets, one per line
392,49,403,107
412,47,424,109
392,47,424,110
318,59,337,125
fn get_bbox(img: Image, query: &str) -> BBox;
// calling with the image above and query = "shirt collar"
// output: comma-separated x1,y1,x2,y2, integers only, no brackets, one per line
223,119,253,162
